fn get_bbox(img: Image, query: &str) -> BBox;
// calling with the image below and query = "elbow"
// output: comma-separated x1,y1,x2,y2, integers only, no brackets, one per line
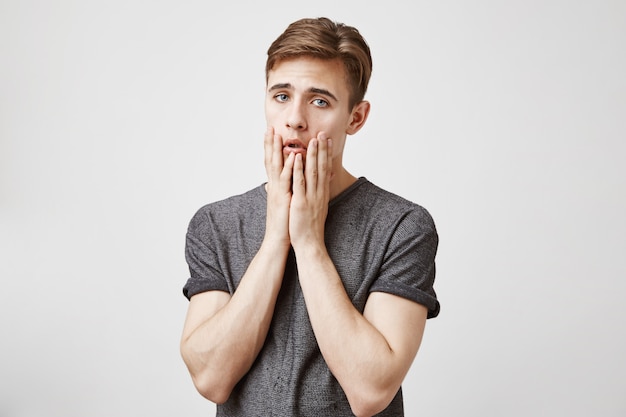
346,386,398,417
180,344,234,405
192,374,233,404
349,400,388,417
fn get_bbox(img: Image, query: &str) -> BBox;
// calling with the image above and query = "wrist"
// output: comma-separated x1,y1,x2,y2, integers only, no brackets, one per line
292,239,327,260
260,234,291,254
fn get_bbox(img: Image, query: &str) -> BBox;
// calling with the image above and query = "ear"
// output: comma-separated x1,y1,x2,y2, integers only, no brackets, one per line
346,100,371,135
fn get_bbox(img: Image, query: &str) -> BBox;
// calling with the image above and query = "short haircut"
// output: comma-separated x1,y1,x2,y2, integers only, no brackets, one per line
266,17,372,110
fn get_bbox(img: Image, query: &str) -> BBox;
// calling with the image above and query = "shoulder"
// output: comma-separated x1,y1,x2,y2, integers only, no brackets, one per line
343,179,436,232
188,184,266,233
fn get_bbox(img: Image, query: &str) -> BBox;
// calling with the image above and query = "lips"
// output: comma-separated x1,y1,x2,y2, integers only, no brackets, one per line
283,139,307,157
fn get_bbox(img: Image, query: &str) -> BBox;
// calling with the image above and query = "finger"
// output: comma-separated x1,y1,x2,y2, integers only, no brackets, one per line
263,126,274,162
281,152,295,186
292,153,305,196
267,133,284,181
317,133,329,183
325,138,333,181
264,127,274,169
315,133,332,199
264,128,283,177
273,133,283,169
305,138,318,193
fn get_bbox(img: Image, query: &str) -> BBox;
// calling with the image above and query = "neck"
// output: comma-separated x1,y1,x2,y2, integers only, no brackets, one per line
329,168,357,200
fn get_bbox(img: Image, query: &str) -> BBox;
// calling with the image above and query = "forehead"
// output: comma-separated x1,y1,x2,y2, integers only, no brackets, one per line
267,57,349,94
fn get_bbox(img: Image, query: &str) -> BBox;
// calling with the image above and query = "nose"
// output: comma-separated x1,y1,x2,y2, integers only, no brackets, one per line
286,103,306,130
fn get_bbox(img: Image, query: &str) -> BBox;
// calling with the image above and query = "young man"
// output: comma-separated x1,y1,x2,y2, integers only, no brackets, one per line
181,17,439,417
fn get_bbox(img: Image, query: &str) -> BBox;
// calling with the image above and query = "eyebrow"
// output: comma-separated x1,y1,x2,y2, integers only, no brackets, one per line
268,83,338,102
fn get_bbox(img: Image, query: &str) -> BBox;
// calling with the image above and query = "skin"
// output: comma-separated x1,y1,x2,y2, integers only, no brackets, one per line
180,56,428,417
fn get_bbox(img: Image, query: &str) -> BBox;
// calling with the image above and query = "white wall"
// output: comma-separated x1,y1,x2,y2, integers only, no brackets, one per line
1,1,624,416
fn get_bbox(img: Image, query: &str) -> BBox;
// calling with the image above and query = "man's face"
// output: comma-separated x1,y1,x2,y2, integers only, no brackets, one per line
265,57,355,170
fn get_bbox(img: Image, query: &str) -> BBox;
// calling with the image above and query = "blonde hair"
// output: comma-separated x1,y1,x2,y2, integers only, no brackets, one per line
266,17,372,109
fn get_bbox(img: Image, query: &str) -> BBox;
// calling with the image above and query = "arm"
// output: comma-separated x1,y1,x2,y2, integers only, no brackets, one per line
180,241,289,403
296,248,427,417
289,137,428,416
180,128,295,403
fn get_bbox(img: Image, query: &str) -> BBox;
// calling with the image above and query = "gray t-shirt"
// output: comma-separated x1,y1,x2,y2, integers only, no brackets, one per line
184,177,439,416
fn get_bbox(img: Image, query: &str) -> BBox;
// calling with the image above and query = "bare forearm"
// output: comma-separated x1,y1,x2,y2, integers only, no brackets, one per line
296,251,390,398
181,241,289,402
182,127,295,402
295,245,420,416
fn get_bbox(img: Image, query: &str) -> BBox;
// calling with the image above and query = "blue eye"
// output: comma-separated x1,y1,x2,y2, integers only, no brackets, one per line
313,98,328,107
275,94,289,102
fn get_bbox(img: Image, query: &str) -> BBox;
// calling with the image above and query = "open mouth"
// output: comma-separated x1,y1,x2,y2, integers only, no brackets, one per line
283,139,307,157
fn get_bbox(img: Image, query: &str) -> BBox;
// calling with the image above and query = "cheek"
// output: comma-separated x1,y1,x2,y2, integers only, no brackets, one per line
331,139,345,159
265,100,283,123
314,114,343,136
264,105,275,124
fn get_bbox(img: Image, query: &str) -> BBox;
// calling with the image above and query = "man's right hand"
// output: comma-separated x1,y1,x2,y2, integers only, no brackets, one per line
263,127,294,248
